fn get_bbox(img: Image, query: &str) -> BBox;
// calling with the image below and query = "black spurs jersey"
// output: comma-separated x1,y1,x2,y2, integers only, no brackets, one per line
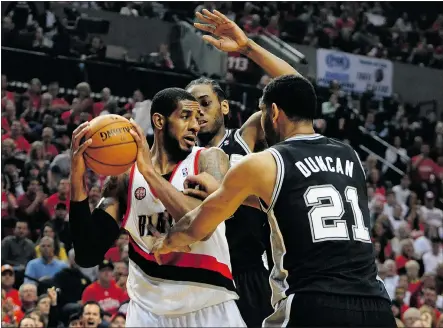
217,129,270,274
262,134,389,306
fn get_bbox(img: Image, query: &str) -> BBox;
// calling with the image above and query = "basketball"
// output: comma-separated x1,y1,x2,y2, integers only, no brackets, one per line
83,114,137,176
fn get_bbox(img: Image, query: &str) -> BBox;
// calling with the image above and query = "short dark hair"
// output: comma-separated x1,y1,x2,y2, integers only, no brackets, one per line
186,78,226,102
83,300,102,316
15,218,28,227
151,88,197,128
261,75,317,122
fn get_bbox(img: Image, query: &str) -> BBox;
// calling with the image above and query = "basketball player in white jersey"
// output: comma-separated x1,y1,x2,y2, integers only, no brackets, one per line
69,88,245,327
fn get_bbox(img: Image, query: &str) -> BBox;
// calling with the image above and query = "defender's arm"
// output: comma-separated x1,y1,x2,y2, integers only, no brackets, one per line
140,147,229,221
163,151,277,248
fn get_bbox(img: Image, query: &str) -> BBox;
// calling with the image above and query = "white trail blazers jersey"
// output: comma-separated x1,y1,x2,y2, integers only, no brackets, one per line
121,147,237,315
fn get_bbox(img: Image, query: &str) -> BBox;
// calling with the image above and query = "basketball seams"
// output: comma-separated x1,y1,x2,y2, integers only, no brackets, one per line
88,140,135,149
84,151,135,167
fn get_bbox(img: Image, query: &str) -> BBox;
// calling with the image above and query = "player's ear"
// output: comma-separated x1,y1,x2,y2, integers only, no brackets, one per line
220,99,230,116
271,103,279,123
152,113,165,130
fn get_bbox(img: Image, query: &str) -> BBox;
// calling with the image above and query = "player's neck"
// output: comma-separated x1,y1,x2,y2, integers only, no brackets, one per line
203,126,227,148
150,141,179,175
284,125,317,141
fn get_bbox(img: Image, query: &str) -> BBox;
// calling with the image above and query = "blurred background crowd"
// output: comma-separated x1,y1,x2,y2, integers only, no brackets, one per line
1,1,442,328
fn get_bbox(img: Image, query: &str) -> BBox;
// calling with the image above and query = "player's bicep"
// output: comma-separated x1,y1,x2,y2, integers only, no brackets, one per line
198,147,230,182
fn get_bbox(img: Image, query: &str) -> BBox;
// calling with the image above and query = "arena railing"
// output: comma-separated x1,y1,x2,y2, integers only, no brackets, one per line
358,126,411,162
359,145,406,177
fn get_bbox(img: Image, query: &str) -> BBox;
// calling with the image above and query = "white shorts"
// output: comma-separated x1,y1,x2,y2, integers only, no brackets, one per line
125,299,246,327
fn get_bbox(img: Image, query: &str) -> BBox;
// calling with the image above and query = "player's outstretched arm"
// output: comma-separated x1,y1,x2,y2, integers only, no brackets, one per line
69,122,125,267
194,9,298,78
153,151,277,261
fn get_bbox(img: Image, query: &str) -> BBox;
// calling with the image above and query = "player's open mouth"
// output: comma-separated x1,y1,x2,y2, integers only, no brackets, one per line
184,135,196,146
198,119,208,127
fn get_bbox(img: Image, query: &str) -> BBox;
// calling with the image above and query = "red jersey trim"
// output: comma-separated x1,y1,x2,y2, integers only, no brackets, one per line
194,148,204,175
149,160,183,198
129,236,233,280
121,165,136,228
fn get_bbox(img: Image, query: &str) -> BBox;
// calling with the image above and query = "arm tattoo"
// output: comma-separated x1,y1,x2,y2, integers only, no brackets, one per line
239,43,253,56
198,148,230,182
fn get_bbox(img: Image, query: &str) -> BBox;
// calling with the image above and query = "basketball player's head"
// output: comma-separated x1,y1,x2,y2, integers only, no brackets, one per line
186,78,229,146
259,74,317,146
151,88,200,161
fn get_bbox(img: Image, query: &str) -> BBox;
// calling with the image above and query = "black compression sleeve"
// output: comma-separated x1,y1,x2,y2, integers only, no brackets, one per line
69,198,120,267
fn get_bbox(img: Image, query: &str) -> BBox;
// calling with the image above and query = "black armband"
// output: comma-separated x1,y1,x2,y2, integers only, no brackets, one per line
69,198,120,267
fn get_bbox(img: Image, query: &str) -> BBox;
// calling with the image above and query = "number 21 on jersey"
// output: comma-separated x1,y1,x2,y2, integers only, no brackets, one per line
304,184,371,243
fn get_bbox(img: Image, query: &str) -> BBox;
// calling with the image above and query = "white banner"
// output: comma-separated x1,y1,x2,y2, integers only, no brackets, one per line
316,48,393,97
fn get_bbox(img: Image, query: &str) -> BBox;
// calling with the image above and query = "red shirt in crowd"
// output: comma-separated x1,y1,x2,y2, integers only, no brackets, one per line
27,93,41,109
105,247,121,263
1,133,30,153
412,155,441,181
1,91,15,110
61,111,93,125
44,143,59,159
93,101,106,117
82,280,128,315
52,98,69,108
407,280,421,294
1,117,29,133
336,17,356,30
5,289,21,308
44,193,70,218
395,254,410,272
2,191,10,218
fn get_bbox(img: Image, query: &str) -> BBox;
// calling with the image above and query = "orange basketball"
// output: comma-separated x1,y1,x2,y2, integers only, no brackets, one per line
83,114,137,176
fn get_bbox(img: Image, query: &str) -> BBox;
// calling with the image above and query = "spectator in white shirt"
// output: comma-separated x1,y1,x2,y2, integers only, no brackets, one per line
392,175,411,205
389,204,406,234
384,190,408,219
422,238,443,274
420,191,443,228
383,259,399,299
414,225,435,258
393,12,413,33
383,136,409,174
321,93,340,117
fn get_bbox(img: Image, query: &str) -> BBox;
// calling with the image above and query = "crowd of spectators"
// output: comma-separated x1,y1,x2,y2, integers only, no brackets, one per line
4,2,442,69
181,1,443,69
2,2,443,328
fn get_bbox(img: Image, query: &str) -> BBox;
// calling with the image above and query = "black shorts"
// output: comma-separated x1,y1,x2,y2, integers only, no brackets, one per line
264,293,396,327
234,267,273,327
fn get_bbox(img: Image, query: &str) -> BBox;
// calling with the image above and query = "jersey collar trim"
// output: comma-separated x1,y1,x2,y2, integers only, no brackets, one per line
285,134,323,142
215,130,231,148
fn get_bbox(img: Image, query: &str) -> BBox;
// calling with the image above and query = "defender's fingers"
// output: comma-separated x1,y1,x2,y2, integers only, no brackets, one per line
202,9,222,23
194,23,216,33
213,9,230,22
195,12,214,25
